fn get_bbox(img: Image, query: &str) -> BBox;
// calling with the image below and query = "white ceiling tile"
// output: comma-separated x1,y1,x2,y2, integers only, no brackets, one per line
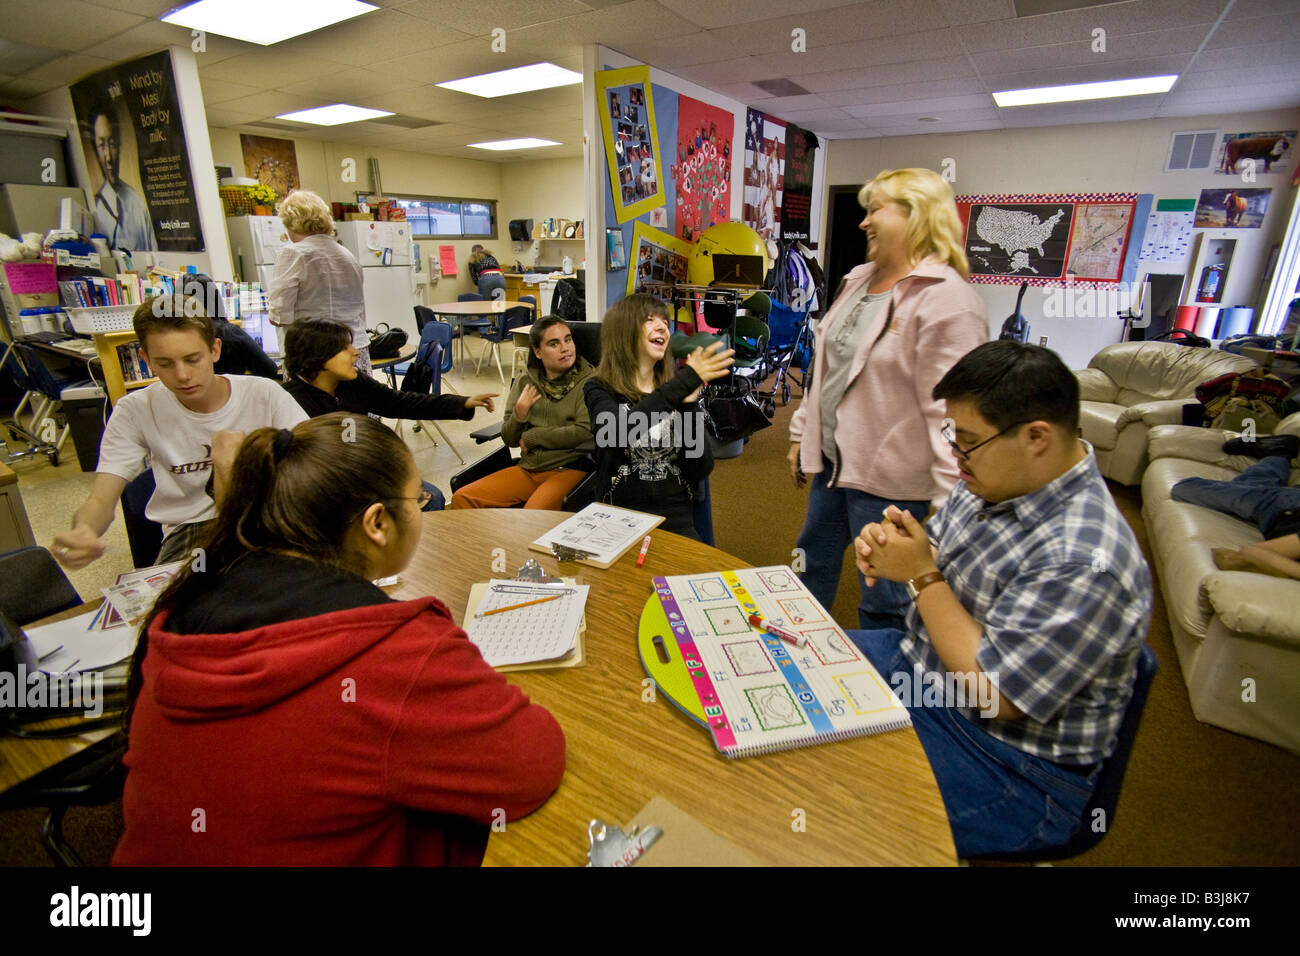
613,28,748,68
812,77,983,108
382,40,548,84
2,0,145,51
200,78,267,104
1205,13,1300,48
984,54,1193,93
28,53,118,85
724,0,950,55
80,20,248,63
1190,41,1300,72
653,0,865,32
960,0,1225,54
396,0,591,34
767,107,856,122
845,97,998,119
83,0,187,14
0,77,62,100
805,58,979,95
215,90,326,120
200,52,347,87
1175,64,1300,91
510,0,699,47
203,106,270,127
755,29,967,79
671,56,770,87
270,8,473,66
1224,0,1300,19
971,23,1207,75
275,69,427,102
936,0,1015,24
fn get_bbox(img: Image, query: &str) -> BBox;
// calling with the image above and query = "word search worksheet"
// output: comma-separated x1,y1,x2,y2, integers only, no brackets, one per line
464,581,589,667
652,566,909,757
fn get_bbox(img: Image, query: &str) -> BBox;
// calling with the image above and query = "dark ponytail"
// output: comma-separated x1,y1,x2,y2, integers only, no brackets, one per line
123,413,414,729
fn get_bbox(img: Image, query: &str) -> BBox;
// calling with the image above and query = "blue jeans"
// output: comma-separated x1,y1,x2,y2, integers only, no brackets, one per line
795,460,929,630
421,480,446,511
1171,456,1300,537
477,273,506,300
848,628,1098,858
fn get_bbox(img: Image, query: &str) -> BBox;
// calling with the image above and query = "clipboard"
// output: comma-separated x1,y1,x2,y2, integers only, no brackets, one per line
463,580,587,672
529,503,664,569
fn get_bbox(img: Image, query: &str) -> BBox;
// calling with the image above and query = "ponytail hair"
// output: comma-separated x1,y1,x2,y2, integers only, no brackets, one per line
124,414,414,728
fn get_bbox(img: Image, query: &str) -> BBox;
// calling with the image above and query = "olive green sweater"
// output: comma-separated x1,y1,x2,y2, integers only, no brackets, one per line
500,357,595,472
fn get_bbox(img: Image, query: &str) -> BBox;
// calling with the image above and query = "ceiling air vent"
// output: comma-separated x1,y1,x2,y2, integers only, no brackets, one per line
1166,129,1219,172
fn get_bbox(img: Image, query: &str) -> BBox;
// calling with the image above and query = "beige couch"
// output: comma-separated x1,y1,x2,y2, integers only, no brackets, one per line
1141,414,1300,754
1076,342,1257,485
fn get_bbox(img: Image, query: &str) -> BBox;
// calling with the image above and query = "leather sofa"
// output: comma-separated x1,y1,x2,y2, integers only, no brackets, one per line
1076,342,1257,485
1141,414,1300,753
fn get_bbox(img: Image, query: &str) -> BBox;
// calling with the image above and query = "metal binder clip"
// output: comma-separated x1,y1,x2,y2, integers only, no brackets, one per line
516,559,560,583
585,819,663,867
551,542,596,563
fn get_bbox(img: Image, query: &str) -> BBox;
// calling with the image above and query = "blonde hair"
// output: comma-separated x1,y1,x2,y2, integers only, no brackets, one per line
858,168,969,278
594,295,673,399
276,189,334,236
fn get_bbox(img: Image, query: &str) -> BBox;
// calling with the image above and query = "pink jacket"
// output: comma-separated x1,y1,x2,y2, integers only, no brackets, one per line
790,256,987,503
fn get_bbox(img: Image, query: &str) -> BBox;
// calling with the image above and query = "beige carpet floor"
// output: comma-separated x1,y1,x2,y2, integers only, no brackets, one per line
3,369,1298,866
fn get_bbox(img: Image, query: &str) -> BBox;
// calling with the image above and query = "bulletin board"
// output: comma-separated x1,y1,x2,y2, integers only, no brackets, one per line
672,94,733,243
596,66,664,224
626,221,691,298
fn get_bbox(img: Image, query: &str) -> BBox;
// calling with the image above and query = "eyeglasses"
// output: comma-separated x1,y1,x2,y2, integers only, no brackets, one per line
940,418,1028,461
388,490,434,510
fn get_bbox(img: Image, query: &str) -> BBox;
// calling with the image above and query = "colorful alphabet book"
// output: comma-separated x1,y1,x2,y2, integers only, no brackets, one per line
640,566,909,758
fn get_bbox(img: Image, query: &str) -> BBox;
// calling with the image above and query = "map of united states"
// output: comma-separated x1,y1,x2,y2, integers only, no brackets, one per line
975,206,1067,259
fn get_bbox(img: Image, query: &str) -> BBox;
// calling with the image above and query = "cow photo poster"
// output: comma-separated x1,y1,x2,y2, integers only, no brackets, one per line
70,50,205,253
1214,130,1295,176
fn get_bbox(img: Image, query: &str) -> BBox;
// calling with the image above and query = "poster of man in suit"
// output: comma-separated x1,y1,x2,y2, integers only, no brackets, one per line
70,50,204,253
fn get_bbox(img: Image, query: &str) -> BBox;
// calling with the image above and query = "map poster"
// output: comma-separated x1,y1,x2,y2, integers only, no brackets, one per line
955,192,1139,286
673,95,733,243
743,108,786,241
596,66,664,225
781,123,819,242
69,50,204,253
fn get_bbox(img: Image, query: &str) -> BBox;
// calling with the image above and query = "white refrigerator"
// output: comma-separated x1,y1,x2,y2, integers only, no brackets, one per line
335,221,418,342
226,215,292,289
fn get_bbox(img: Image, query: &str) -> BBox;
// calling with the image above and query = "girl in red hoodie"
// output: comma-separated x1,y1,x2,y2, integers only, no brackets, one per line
114,414,565,866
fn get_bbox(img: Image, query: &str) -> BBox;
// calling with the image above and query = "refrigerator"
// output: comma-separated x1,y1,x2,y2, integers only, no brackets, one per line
225,215,293,289
335,220,418,342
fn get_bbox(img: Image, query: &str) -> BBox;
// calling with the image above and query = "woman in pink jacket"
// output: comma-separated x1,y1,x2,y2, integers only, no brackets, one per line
788,168,987,630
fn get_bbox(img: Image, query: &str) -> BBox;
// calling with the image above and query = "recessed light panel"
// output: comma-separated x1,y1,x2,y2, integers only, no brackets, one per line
277,104,394,126
467,138,561,151
162,0,378,46
438,63,582,98
993,75,1178,107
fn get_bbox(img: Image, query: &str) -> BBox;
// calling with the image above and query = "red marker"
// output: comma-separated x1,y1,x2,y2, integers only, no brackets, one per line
636,535,652,567
748,614,805,648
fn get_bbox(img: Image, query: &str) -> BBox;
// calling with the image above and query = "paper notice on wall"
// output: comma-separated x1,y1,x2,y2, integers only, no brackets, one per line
1138,207,1194,263
439,245,458,276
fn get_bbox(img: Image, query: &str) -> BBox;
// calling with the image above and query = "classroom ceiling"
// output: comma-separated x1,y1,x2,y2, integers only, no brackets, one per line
1,0,1297,162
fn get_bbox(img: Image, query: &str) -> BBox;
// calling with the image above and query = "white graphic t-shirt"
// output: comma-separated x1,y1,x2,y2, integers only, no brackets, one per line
97,376,307,531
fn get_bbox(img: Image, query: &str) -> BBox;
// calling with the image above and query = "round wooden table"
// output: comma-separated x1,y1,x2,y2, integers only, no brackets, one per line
393,510,956,866
426,300,538,372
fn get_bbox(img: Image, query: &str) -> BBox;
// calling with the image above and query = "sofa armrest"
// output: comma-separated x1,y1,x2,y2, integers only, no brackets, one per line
1147,424,1255,472
1075,368,1117,403
1116,399,1191,429
1199,573,1300,647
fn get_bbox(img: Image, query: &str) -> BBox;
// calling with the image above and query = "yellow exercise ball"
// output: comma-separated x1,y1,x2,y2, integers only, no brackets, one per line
686,221,770,286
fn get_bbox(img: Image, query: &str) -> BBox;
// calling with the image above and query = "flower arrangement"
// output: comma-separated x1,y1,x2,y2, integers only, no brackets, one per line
249,182,277,209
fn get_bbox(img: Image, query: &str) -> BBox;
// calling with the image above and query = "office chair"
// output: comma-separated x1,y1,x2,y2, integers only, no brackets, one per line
0,546,81,625
2,343,75,467
398,323,464,464
970,644,1159,864
473,295,535,384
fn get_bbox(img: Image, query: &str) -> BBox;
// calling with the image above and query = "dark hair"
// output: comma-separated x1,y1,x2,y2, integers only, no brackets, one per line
133,295,216,351
285,318,352,381
594,294,673,399
526,316,571,372
124,414,415,731
86,99,117,134
178,272,227,320
932,341,1079,434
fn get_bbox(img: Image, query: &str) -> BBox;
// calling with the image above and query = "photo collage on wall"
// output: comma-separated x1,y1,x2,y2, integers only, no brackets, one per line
627,222,691,298
598,66,663,224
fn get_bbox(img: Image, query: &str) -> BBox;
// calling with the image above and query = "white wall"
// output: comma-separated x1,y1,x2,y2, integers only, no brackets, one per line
825,108,1300,369
499,156,585,270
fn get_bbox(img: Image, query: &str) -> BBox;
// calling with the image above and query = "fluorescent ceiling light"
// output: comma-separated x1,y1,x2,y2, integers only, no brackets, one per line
162,0,377,46
993,75,1178,107
468,138,562,151
438,63,582,98
277,104,393,126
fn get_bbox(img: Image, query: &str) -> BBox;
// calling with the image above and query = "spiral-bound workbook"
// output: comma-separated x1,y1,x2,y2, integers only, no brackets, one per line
640,566,910,758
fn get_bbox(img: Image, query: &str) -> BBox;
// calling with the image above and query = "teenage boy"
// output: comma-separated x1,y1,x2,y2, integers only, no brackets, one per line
850,341,1152,858
51,296,307,570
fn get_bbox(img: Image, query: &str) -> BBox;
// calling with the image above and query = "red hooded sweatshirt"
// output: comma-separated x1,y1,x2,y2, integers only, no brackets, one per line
112,553,565,866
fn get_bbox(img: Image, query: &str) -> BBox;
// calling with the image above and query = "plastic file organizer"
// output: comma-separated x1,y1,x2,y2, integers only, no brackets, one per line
66,305,135,334
639,566,910,758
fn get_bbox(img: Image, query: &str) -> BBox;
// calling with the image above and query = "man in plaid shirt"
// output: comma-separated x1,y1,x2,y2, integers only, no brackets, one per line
850,341,1152,858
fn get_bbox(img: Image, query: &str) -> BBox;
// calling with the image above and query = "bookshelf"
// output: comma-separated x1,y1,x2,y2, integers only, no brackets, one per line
94,331,156,404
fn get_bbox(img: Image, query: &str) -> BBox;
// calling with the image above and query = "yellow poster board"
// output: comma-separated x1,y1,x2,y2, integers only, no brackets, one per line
596,66,664,224
626,221,692,298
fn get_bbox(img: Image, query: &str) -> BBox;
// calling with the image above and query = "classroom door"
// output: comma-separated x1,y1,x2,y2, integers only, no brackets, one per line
824,185,867,305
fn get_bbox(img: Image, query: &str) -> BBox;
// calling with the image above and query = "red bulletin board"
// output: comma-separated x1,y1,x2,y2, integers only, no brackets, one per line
955,192,1138,287
672,95,733,243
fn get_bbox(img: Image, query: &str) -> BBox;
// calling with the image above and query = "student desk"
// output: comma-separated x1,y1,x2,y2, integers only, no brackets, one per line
393,510,957,866
371,345,418,389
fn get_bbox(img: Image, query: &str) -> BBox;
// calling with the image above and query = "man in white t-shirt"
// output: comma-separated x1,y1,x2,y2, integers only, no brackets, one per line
52,296,306,569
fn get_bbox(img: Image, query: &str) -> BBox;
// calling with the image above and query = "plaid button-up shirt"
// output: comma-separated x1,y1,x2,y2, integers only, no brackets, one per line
901,445,1152,765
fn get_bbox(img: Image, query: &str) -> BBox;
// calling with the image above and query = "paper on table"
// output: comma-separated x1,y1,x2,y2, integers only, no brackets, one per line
24,609,140,673
530,503,663,569
463,580,588,667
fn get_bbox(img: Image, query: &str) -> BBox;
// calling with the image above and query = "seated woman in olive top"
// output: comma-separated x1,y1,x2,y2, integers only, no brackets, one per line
282,319,498,509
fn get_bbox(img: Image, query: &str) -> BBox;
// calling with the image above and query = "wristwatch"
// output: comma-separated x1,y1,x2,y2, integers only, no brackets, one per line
905,570,945,600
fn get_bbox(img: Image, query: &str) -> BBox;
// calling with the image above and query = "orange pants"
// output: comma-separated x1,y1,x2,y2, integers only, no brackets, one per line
449,465,588,511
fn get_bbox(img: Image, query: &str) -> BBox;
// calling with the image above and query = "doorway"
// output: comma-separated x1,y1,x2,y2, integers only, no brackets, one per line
824,185,867,303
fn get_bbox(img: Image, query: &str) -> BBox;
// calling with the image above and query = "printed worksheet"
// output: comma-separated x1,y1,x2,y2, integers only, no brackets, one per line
531,503,663,567
653,566,909,757
464,580,589,667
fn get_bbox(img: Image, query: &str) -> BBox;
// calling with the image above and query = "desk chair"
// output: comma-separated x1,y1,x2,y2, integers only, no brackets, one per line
0,546,81,625
971,644,1158,864
398,323,464,464
473,295,536,384
2,343,74,467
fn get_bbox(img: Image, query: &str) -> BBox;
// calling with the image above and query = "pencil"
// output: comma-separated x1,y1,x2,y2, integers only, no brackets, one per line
476,594,563,618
